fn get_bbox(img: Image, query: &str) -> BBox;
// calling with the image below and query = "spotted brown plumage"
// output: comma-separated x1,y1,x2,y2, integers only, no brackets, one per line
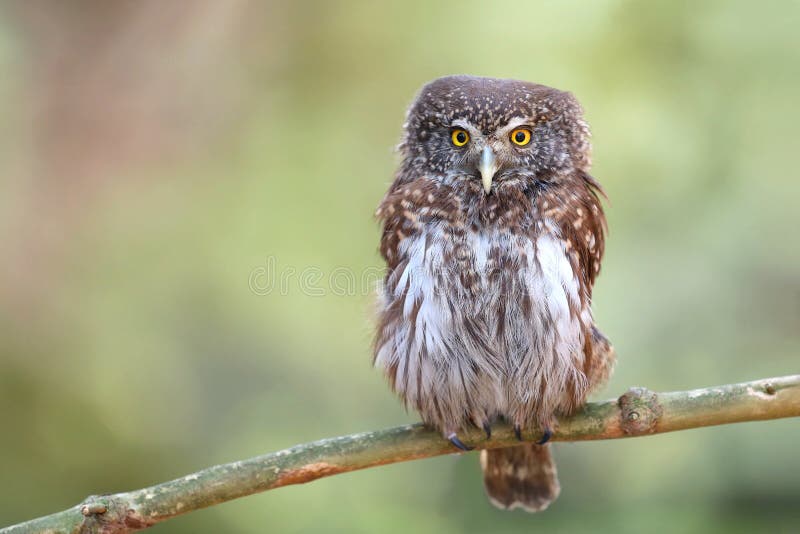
373,75,615,512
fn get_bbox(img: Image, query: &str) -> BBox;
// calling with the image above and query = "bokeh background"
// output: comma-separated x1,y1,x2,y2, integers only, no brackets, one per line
1,1,798,532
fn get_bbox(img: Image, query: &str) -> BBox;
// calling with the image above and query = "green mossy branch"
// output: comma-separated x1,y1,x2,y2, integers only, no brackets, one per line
3,375,799,534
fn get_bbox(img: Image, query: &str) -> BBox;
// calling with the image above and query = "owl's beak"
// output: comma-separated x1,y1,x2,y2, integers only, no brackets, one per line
479,146,497,194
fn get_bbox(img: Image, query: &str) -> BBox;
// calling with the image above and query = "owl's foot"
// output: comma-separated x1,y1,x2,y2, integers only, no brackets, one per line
447,433,474,452
537,427,553,445
510,422,552,444
482,421,492,440
469,411,491,440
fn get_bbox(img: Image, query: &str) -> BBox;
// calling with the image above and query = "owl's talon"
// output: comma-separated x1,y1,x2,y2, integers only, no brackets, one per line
447,434,474,451
482,421,492,440
537,428,553,445
514,424,523,441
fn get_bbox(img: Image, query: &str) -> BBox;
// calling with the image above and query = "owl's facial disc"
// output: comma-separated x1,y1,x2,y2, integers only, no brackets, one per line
479,146,497,194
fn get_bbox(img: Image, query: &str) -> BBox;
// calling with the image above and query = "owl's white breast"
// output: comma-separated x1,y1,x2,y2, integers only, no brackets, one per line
375,221,587,427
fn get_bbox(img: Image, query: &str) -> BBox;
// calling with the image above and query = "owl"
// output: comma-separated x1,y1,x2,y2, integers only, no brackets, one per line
373,75,615,512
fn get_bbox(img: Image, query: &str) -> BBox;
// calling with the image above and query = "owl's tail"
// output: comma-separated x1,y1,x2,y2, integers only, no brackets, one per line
480,443,560,512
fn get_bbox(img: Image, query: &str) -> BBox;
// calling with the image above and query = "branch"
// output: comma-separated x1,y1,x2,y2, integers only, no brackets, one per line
4,375,799,533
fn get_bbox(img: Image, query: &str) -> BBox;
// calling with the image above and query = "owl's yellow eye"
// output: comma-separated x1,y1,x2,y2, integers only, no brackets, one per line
510,128,532,146
451,129,470,147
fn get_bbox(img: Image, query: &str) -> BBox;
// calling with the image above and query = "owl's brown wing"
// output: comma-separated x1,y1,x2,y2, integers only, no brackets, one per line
537,170,607,297
372,187,409,385
587,324,615,393
375,189,410,273
374,178,441,271
564,170,607,294
372,178,436,387
539,171,614,391
574,172,614,391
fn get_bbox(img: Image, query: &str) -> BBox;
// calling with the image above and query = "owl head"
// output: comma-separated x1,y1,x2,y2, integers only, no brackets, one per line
399,75,591,194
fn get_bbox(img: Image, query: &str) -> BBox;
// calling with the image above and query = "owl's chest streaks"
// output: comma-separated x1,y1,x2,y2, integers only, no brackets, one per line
377,217,585,425
445,228,530,307
413,220,579,326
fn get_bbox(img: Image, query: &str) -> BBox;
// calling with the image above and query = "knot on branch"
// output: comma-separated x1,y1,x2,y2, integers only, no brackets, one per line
78,496,152,534
618,387,662,435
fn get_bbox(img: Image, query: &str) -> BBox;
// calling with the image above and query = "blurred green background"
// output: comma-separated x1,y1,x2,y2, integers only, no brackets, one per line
1,1,798,532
